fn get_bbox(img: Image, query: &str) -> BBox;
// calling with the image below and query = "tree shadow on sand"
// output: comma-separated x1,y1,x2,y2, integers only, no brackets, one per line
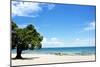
12,57,40,60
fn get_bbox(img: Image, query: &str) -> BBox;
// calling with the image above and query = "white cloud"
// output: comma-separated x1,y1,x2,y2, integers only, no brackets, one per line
12,1,42,17
12,1,55,17
42,37,64,45
18,24,27,28
75,38,80,41
84,21,95,31
67,38,95,46
47,4,55,10
51,37,59,41
42,37,95,48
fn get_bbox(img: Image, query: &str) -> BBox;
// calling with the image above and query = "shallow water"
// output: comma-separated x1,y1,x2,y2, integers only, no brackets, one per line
12,46,96,55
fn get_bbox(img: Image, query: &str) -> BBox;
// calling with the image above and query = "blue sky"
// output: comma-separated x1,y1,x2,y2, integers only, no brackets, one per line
12,1,96,48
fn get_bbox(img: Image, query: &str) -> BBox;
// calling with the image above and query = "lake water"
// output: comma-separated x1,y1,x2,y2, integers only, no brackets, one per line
12,46,96,55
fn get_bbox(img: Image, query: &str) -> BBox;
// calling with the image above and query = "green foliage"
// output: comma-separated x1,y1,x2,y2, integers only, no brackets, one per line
11,22,43,50
12,21,18,49
11,21,18,30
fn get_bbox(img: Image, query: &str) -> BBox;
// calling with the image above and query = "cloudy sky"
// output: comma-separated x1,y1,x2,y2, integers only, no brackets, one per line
12,1,96,48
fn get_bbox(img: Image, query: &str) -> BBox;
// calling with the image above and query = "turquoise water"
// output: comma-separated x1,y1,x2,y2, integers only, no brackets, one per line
12,46,96,55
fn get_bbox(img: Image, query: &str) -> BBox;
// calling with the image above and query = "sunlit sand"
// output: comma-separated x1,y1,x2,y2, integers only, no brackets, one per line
12,54,95,66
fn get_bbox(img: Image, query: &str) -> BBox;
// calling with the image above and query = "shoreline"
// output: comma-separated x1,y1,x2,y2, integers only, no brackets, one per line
11,53,95,66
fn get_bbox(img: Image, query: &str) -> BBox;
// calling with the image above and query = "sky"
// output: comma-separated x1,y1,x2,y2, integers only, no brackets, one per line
12,1,96,48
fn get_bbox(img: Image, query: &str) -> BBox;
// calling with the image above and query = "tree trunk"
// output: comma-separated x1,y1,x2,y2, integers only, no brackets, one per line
15,48,22,59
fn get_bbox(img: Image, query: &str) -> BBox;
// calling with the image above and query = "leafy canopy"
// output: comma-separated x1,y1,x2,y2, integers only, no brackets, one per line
12,21,43,50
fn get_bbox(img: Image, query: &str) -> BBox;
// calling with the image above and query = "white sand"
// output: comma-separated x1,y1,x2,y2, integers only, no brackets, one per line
11,54,95,66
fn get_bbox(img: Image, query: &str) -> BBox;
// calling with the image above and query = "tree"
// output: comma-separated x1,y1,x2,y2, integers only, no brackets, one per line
11,22,43,59
12,21,18,49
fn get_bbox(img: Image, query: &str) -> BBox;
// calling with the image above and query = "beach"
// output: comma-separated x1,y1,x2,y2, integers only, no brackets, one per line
11,54,95,66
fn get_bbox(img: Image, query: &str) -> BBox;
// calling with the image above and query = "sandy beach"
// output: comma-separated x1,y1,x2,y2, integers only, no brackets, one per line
11,54,95,66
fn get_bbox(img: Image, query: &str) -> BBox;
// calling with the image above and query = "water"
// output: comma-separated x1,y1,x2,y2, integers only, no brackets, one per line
12,46,96,55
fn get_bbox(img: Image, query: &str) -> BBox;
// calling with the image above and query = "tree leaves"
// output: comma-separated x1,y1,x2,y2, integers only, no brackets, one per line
11,22,43,50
